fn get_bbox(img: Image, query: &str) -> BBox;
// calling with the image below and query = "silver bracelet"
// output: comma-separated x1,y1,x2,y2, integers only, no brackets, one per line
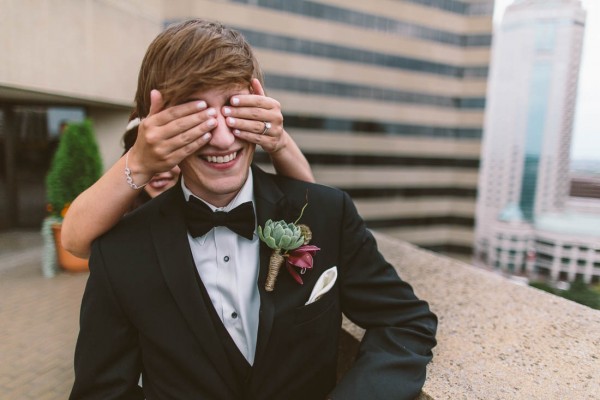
124,152,150,190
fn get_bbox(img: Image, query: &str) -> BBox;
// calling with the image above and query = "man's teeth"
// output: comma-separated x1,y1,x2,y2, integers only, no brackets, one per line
205,152,237,163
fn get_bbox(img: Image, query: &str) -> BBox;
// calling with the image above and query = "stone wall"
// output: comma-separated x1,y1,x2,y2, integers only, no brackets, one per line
340,232,600,399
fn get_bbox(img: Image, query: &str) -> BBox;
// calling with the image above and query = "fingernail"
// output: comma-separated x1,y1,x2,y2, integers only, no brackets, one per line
203,133,211,140
227,117,236,125
207,108,216,116
233,129,241,135
223,107,231,115
207,118,216,127
231,97,240,106
197,101,207,109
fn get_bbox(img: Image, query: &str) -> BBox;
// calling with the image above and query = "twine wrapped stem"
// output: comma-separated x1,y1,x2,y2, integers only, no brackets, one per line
265,249,285,292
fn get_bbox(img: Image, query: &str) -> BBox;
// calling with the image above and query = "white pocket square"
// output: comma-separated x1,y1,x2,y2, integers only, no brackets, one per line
305,266,338,305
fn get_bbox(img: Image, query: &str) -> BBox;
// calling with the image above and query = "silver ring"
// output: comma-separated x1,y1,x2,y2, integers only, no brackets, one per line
261,121,272,135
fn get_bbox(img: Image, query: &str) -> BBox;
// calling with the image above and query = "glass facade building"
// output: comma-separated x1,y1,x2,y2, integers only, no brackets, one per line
474,0,590,280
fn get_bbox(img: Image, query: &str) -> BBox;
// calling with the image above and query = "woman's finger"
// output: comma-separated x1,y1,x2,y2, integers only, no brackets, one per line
223,106,271,123
230,92,274,110
166,117,215,153
159,107,216,141
174,131,212,159
148,89,165,117
251,78,265,96
232,128,281,153
151,99,209,127
227,116,280,136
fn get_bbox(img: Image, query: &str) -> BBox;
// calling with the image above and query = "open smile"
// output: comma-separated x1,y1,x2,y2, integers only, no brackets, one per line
201,151,238,164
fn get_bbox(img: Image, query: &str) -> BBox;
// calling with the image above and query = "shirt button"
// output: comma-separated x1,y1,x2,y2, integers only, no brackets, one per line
224,256,230,262
231,311,238,319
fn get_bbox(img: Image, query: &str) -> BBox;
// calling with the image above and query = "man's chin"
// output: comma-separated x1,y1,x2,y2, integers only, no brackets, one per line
183,171,248,204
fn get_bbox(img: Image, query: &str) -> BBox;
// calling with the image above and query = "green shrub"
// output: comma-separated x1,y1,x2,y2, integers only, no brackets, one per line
530,279,600,310
45,119,103,218
560,279,600,309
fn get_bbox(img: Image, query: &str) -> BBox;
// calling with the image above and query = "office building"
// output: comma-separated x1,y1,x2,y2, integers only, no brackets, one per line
1,0,494,258
474,0,600,283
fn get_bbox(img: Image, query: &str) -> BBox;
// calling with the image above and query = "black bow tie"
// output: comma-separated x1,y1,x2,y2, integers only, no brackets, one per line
183,197,255,240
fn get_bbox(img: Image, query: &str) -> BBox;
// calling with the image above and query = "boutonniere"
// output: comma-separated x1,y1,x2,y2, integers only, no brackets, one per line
258,201,320,292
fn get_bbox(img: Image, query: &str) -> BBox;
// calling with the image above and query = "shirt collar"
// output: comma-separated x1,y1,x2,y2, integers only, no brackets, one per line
181,168,255,212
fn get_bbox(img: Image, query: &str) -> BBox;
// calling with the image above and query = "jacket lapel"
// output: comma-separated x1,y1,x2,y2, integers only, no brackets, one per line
251,166,301,367
150,185,237,390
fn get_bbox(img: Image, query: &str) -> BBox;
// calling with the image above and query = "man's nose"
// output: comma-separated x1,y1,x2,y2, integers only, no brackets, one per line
208,109,235,149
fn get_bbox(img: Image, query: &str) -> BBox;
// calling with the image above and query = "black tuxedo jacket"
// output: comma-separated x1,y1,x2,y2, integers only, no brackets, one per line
70,166,437,400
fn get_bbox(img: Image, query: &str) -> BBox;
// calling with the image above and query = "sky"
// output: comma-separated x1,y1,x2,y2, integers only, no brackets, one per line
493,0,600,161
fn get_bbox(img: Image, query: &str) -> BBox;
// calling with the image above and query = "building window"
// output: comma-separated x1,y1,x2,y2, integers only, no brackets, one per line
230,0,492,44
265,73,486,109
282,114,482,139
237,28,489,79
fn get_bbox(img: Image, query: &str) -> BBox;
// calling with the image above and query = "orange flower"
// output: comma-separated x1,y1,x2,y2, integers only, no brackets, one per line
60,203,71,218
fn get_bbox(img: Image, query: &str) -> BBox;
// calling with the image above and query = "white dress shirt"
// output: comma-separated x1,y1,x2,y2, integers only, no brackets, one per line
181,169,260,364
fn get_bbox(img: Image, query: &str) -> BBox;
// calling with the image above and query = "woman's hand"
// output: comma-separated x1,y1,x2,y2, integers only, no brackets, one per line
224,79,315,183
224,79,289,154
126,90,215,182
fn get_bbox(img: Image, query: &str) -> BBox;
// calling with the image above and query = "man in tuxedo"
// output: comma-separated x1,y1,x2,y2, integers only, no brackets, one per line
70,19,437,400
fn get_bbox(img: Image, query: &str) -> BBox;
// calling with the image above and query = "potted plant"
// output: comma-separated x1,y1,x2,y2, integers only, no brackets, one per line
44,119,103,274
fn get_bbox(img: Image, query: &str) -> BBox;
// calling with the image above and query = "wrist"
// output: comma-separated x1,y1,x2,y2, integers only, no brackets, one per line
124,151,153,190
268,129,290,155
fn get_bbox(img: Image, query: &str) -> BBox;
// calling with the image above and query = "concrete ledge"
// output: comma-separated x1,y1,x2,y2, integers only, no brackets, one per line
340,232,600,399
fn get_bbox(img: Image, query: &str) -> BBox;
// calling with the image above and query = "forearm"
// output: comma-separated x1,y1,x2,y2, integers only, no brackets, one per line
61,155,151,258
269,129,315,183
333,192,437,399
332,333,433,400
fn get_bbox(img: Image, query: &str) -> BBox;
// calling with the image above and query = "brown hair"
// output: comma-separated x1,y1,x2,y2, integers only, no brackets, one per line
134,19,263,118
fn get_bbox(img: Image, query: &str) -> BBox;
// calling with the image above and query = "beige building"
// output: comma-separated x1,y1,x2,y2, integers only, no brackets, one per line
0,0,494,258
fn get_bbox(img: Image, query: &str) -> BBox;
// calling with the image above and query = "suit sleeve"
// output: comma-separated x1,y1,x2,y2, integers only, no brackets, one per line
69,239,144,400
331,192,438,400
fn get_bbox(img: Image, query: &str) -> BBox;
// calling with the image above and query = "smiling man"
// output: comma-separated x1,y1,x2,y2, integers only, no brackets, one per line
70,19,437,400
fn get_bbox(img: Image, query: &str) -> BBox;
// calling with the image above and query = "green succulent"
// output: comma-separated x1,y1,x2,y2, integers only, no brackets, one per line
258,219,305,251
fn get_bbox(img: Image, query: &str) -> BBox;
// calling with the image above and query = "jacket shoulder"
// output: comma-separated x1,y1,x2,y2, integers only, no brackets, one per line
257,167,346,203
96,187,172,244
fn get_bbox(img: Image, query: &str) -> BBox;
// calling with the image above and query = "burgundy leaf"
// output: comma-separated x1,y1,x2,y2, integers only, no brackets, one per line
285,262,304,285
